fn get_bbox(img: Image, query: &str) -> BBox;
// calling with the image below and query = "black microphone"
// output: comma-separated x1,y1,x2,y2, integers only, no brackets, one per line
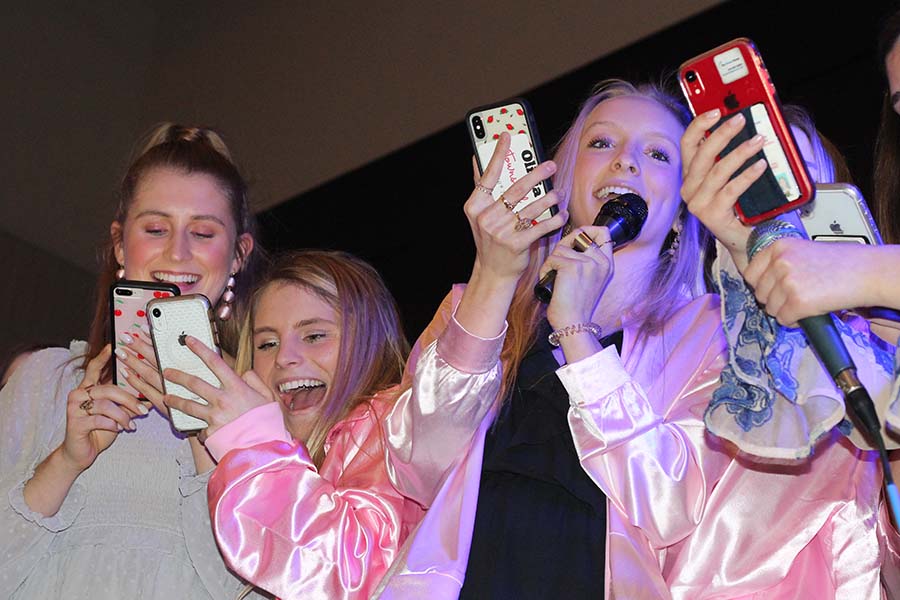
746,219,886,453
534,193,647,303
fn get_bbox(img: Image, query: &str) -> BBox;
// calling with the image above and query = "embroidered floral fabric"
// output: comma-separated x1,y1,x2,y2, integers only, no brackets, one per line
706,242,898,459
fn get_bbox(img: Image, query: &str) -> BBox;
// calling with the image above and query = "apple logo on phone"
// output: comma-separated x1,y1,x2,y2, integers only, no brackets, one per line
724,92,740,111
830,221,844,235
178,332,188,346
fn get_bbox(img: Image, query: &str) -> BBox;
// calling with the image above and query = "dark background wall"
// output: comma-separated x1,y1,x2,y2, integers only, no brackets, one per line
258,0,899,342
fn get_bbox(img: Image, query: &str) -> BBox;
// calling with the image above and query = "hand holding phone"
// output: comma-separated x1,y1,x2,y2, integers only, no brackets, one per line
110,280,179,398
679,38,814,225
147,294,222,432
466,98,557,223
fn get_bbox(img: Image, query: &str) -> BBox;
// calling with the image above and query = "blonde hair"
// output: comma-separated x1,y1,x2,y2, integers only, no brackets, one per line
235,250,409,466
497,78,713,399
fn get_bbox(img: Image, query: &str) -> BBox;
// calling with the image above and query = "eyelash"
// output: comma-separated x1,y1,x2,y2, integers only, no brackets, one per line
142,228,215,239
587,137,672,163
256,340,278,351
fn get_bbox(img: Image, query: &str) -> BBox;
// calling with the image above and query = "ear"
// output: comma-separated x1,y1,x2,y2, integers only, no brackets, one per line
231,233,255,274
111,221,125,267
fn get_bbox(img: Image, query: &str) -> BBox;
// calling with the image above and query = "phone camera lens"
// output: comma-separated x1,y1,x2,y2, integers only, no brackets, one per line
152,308,162,318
685,71,697,83
472,115,486,140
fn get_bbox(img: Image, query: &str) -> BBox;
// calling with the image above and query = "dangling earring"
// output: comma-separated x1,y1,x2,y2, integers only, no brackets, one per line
115,265,125,280
664,219,683,259
216,273,236,320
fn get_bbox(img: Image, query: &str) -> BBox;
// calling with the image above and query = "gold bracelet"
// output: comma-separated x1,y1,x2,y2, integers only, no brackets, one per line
547,322,602,347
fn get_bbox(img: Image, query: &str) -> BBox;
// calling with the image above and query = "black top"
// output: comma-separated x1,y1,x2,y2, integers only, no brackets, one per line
459,323,623,599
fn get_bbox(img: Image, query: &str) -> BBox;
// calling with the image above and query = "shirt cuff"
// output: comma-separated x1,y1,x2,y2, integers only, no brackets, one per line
436,309,507,374
556,345,631,407
8,474,86,532
205,403,290,462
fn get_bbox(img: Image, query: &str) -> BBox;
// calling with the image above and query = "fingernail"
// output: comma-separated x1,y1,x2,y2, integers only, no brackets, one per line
140,323,152,336
531,219,539,226
128,420,135,430
120,332,134,345
730,113,746,126
750,134,764,145
121,366,130,379
754,158,767,170
706,109,721,119
114,348,127,360
136,403,149,415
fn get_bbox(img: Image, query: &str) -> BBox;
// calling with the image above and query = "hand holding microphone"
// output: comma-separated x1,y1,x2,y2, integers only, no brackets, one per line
747,219,900,523
534,193,648,303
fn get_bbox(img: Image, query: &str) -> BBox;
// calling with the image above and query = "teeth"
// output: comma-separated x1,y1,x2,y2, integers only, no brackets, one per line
278,379,325,393
595,186,639,200
152,272,199,284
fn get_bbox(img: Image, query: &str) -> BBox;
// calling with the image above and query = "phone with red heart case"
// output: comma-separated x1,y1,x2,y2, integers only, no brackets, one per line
466,98,556,223
679,38,814,225
147,293,221,432
109,280,179,398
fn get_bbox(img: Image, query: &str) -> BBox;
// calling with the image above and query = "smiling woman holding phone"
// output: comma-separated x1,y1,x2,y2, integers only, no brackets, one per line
0,123,264,599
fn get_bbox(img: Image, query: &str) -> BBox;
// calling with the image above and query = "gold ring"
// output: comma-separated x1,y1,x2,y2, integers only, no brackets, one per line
79,387,95,414
475,183,494,196
514,217,535,232
499,195,517,212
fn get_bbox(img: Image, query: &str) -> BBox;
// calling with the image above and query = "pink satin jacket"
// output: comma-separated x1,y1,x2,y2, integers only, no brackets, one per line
376,286,897,599
204,393,425,600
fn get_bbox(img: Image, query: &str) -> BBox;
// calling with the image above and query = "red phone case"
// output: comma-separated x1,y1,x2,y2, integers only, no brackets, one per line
679,37,814,225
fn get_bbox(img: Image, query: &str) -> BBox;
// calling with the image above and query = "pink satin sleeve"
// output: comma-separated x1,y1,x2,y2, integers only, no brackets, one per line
880,500,900,598
205,402,290,462
384,286,505,507
208,395,424,600
561,300,731,549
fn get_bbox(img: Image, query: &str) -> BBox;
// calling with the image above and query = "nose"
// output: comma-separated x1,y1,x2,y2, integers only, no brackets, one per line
612,147,640,175
275,339,302,370
166,230,192,262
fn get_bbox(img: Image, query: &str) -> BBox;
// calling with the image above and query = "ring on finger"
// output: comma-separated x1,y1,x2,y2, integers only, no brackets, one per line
475,183,494,196
499,194,517,212
514,216,535,232
79,386,95,414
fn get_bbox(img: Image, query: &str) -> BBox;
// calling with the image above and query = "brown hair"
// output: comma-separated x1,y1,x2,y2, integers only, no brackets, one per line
234,250,409,466
781,103,853,184
873,9,900,244
495,78,713,401
83,123,260,374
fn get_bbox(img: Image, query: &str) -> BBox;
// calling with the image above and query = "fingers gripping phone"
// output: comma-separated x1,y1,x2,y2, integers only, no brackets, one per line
799,183,883,245
147,294,222,432
110,280,179,398
466,98,557,223
679,38,814,225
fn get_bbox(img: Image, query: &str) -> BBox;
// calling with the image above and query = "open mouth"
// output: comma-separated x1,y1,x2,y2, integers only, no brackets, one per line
594,185,641,202
277,378,327,411
151,271,200,291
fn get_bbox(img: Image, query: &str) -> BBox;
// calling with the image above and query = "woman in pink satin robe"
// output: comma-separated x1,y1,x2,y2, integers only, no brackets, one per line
376,80,896,598
165,250,425,600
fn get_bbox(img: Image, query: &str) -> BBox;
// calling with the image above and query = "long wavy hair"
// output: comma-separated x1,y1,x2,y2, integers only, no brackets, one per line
873,9,900,244
496,78,713,400
234,250,409,466
83,123,261,375
781,103,850,184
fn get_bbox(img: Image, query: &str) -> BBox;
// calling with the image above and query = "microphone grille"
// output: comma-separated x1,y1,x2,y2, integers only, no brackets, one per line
595,193,648,234
746,219,804,261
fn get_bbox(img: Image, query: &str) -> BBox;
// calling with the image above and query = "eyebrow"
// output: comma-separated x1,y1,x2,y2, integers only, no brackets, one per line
133,210,227,228
583,121,678,144
253,317,338,335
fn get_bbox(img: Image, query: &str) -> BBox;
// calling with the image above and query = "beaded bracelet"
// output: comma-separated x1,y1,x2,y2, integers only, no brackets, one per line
547,322,603,347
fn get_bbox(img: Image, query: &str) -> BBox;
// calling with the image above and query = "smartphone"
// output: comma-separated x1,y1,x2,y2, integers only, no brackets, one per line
466,98,556,223
679,37,814,225
110,280,179,398
147,294,222,432
799,183,883,245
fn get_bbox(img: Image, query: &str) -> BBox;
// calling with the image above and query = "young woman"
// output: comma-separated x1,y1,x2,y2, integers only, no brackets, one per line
377,80,893,598
0,123,261,599
164,249,425,600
